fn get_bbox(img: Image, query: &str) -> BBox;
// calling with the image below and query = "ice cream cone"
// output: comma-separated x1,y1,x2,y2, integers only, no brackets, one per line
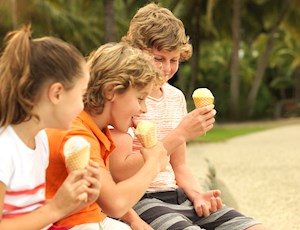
64,136,90,201
192,88,214,108
134,121,157,148
65,145,90,172
193,97,214,108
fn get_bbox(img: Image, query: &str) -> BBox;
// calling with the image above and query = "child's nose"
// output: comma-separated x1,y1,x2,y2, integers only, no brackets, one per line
140,101,147,113
162,62,171,75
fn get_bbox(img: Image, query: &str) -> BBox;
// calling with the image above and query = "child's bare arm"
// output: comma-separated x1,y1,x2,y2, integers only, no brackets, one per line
163,105,216,155
99,141,167,218
0,169,99,230
121,209,154,230
109,105,217,182
109,129,145,182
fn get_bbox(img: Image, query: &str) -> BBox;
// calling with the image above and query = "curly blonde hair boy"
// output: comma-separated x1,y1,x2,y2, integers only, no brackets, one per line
84,42,165,114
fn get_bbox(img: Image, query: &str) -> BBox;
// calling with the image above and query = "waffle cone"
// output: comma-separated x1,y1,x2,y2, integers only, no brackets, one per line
193,97,214,108
135,121,157,148
65,145,90,172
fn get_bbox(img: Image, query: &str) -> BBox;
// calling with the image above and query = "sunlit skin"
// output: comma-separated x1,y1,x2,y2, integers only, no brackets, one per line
47,64,90,130
11,64,90,149
108,83,153,132
150,48,180,98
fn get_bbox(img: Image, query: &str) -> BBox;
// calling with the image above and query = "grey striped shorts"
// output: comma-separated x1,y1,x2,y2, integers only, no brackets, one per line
134,188,260,230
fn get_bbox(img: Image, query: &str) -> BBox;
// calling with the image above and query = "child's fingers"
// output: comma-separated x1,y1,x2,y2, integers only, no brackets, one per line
85,160,101,182
86,160,100,173
83,174,100,189
85,186,100,200
211,189,221,197
195,104,215,114
72,181,90,201
201,204,210,217
195,205,203,217
216,197,223,209
65,169,86,181
87,160,100,168
77,192,88,202
210,197,218,213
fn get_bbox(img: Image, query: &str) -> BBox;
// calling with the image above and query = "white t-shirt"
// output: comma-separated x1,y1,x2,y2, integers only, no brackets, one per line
0,126,49,218
133,83,187,191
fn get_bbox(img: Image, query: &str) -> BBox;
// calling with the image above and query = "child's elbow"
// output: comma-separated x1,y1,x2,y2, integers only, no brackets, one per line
101,197,130,218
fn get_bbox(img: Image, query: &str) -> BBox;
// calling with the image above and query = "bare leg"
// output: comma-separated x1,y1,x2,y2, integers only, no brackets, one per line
247,224,271,230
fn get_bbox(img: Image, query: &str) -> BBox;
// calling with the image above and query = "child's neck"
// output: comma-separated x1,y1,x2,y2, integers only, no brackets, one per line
11,121,40,149
88,110,107,131
149,86,163,99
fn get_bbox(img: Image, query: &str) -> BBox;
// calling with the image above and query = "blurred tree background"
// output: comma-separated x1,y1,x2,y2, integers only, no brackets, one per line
1,0,300,122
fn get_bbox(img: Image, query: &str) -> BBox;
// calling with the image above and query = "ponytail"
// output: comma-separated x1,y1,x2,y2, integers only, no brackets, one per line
0,24,85,129
0,24,33,128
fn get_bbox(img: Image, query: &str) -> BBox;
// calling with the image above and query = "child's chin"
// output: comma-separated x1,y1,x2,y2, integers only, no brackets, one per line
117,125,130,133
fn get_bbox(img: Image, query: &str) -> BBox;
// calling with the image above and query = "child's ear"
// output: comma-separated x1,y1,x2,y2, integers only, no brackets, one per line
104,84,116,101
48,82,64,104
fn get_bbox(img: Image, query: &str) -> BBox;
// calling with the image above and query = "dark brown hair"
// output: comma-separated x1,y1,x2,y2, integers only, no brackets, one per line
0,25,86,128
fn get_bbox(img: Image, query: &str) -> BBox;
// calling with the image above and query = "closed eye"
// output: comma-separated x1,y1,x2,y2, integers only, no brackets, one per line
154,57,163,62
138,97,145,102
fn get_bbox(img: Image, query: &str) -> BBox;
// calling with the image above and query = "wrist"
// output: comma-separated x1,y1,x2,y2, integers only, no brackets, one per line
162,129,186,155
45,200,66,223
173,126,188,142
121,209,139,225
120,214,131,225
141,146,164,173
146,156,161,174
190,190,202,203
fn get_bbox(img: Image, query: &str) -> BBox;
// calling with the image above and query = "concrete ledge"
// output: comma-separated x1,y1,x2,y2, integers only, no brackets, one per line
187,151,239,209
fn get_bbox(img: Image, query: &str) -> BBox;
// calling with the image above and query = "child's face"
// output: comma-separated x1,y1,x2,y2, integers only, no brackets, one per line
109,83,153,132
151,49,180,81
52,63,90,129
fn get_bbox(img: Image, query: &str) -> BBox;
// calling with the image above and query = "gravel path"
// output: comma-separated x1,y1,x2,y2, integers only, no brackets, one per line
187,122,300,230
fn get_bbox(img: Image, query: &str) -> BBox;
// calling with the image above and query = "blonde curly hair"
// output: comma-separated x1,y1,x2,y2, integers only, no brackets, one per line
122,2,192,62
84,42,165,114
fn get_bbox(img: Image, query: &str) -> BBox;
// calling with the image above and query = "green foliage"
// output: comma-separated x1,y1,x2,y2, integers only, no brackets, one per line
1,0,300,121
191,126,266,143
